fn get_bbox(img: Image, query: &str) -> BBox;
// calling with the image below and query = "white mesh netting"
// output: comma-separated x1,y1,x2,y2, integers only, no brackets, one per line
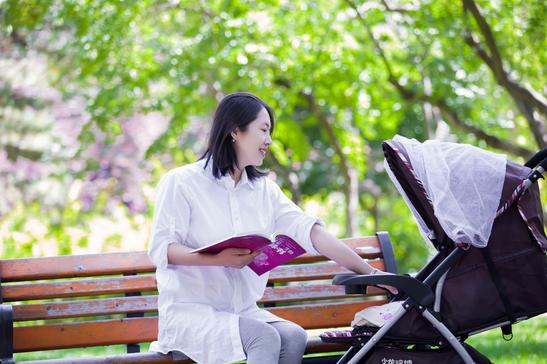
386,135,507,247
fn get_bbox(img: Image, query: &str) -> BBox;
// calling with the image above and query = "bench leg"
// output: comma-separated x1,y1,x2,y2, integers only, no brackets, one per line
0,304,14,364
123,273,143,354
303,355,342,364
126,343,141,353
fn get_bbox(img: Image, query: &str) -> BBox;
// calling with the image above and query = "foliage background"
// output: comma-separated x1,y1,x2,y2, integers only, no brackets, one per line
1,0,545,274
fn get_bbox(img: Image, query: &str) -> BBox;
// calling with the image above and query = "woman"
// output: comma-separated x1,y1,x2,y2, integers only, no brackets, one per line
148,92,391,364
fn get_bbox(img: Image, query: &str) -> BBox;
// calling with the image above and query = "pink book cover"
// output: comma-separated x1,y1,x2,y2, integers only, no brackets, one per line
190,233,306,275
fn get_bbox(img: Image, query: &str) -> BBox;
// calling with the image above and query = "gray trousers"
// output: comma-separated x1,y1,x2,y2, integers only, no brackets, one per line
239,317,308,364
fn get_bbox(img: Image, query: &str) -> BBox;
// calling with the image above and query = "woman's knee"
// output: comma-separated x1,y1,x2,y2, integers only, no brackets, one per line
258,321,282,346
240,318,281,350
290,323,308,345
271,321,307,364
273,321,308,346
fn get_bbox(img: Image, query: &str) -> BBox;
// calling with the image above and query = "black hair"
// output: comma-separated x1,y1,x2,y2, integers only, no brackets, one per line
200,92,275,181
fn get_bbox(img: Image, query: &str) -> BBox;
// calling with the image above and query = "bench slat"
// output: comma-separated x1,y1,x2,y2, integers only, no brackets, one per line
13,296,156,321
18,339,345,363
1,252,153,282
269,260,385,282
1,237,382,282
13,301,384,352
3,260,385,302
272,300,387,329
14,316,158,352
12,285,386,321
3,275,157,302
262,284,384,303
19,352,193,364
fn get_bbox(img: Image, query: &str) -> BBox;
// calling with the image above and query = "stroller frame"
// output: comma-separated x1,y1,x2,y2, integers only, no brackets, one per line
331,145,547,364
336,248,473,364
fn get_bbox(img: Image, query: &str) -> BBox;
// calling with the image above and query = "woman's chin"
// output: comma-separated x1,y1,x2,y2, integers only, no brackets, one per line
245,154,266,167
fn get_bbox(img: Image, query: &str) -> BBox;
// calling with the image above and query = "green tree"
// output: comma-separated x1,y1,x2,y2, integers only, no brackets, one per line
2,0,544,271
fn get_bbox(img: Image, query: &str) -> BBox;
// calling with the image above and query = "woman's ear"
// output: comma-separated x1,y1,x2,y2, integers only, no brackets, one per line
231,128,240,141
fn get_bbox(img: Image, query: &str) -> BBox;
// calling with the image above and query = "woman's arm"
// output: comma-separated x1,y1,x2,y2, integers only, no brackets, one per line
310,224,376,274
167,243,261,268
310,224,398,294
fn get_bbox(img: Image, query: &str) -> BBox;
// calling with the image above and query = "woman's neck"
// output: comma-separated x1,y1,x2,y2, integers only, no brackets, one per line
229,166,243,184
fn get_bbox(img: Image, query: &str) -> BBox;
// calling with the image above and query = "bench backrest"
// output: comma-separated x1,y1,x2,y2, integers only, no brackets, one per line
0,232,396,354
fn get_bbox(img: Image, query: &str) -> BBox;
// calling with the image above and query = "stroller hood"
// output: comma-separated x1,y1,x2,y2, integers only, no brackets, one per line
384,135,507,248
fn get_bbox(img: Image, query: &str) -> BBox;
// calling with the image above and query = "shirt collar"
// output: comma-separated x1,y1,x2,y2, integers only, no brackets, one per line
200,158,255,191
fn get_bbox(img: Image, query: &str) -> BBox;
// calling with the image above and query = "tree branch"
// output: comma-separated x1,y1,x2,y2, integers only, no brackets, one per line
345,0,395,78
267,152,302,205
3,144,43,161
462,0,546,147
389,76,533,158
348,0,534,158
300,92,351,181
462,0,504,75
299,90,361,235
273,79,352,183
435,101,533,158
464,36,546,147
380,0,417,13
274,78,358,235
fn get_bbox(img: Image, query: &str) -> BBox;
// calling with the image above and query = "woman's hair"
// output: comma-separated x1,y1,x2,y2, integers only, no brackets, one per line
201,92,275,181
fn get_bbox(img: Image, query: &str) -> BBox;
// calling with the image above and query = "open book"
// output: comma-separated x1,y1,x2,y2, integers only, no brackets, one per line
190,233,306,275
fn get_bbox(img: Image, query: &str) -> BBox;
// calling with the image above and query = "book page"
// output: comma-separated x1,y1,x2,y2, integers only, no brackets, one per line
190,233,271,254
247,234,306,275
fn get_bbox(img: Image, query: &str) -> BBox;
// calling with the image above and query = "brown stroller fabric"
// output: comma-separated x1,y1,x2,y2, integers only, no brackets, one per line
382,147,547,341
320,140,547,364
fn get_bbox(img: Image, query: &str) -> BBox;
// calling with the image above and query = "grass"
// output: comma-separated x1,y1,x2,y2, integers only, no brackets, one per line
467,314,547,364
14,315,546,363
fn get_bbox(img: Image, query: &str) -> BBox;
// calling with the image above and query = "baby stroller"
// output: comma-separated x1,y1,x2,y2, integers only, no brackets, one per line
321,136,547,364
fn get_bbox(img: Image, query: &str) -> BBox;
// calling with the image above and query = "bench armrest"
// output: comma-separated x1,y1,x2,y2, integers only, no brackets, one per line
0,304,14,364
333,273,434,307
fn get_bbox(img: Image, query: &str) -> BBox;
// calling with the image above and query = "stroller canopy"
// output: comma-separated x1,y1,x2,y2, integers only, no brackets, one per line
384,135,507,248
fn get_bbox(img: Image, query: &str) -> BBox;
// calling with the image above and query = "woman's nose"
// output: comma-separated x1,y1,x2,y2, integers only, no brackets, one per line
265,134,272,145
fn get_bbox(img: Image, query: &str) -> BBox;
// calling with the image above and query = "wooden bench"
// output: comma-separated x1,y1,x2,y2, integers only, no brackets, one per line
0,232,397,363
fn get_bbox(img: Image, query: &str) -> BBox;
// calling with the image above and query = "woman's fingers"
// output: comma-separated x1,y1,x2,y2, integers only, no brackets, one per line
378,284,398,295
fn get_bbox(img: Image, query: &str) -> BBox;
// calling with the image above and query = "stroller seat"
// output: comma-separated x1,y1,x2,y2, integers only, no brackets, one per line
320,327,376,345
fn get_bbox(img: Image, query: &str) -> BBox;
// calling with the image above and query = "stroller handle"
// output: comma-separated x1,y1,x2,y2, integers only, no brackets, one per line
496,147,546,218
525,148,547,170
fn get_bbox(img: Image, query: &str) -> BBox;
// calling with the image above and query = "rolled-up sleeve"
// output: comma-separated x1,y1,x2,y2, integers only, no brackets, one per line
148,171,191,270
269,180,324,255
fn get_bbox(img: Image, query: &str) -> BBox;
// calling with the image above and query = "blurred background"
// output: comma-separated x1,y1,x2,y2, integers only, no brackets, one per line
0,0,545,276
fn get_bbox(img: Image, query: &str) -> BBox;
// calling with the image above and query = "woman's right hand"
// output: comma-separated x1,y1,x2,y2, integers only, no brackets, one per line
210,248,261,269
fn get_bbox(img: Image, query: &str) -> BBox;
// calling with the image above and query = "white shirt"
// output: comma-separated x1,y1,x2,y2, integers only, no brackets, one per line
148,159,322,364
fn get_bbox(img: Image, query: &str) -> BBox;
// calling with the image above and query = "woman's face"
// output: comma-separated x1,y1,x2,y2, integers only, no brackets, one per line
232,107,272,168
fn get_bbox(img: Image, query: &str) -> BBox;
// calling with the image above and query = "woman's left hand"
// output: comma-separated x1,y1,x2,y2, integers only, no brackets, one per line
370,269,399,295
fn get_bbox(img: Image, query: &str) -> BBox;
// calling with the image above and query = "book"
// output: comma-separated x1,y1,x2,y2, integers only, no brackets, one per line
190,233,306,275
